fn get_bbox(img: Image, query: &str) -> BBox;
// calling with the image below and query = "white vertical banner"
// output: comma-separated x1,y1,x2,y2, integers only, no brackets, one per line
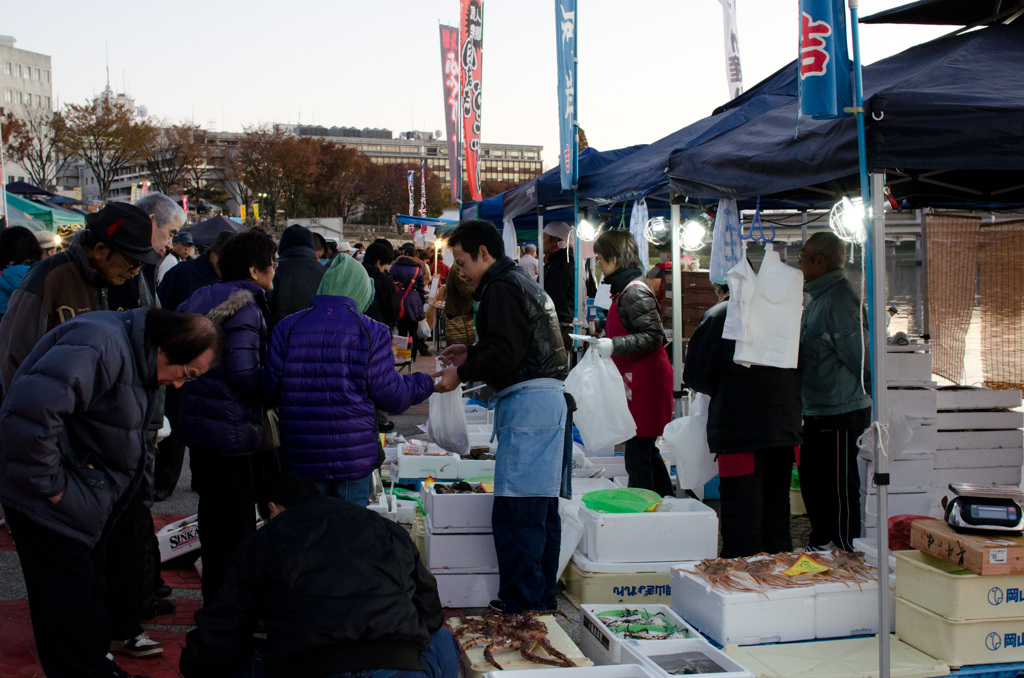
502,219,518,261
719,0,744,99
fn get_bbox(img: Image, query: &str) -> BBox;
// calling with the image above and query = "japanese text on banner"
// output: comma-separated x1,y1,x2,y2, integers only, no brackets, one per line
555,0,577,191
460,0,484,201
439,25,462,204
798,0,853,119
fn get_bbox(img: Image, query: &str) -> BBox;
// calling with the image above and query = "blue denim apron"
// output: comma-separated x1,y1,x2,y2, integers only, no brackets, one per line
489,378,566,497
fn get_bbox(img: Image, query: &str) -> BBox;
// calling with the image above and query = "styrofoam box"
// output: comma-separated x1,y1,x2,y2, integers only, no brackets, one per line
394,497,418,524
852,537,898,572
580,498,718,563
396,445,460,481
622,638,754,678
562,551,673,608
896,549,1024,621
421,483,493,533
814,578,880,638
464,403,493,425
425,516,497,573
484,667,660,678
895,595,1024,668
457,457,495,479
584,455,628,479
938,429,1023,450
933,447,1024,469
887,351,933,384
579,603,701,665
157,515,201,563
888,388,938,419
434,571,499,608
858,453,932,493
670,566,816,646
937,388,1023,412
567,477,618,502
367,493,398,522
937,410,1024,431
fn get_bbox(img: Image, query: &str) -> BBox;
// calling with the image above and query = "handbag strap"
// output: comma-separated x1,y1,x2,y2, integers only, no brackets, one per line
399,267,420,305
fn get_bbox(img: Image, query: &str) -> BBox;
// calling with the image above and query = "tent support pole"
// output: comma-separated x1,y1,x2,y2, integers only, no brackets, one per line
870,171,891,678
537,209,545,290
670,202,683,418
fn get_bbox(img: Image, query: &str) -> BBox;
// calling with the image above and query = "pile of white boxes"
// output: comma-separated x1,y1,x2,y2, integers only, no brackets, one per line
858,343,1023,540
420,482,499,608
561,498,718,608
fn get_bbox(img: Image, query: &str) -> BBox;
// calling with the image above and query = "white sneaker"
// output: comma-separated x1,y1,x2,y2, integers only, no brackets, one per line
111,631,163,658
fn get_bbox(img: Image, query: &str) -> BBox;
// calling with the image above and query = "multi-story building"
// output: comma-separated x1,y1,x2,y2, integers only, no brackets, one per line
293,125,543,192
1,35,53,185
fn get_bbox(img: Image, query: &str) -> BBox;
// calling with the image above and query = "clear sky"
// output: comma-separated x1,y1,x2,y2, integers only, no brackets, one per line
5,0,947,170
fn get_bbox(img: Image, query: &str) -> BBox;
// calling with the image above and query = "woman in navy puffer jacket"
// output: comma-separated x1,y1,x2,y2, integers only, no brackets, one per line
176,230,278,605
265,254,436,506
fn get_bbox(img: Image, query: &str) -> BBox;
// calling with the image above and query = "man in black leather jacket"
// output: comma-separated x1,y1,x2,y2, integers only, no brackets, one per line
435,220,571,614
180,472,458,678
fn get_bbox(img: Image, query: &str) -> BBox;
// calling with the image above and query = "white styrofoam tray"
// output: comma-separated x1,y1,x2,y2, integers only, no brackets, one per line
434,571,499,608
580,498,718,564
396,443,460,481
579,603,701,665
425,516,497,573
622,637,754,678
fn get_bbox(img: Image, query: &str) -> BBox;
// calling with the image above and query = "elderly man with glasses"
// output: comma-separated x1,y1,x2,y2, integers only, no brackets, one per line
0,201,162,392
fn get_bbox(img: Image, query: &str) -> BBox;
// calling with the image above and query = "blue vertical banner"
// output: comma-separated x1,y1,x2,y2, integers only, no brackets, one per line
555,0,577,191
798,0,853,119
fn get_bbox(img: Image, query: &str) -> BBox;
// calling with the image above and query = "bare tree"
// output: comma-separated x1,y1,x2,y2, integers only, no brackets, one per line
144,122,206,196
278,137,317,220
61,99,157,200
222,124,291,227
2,108,72,192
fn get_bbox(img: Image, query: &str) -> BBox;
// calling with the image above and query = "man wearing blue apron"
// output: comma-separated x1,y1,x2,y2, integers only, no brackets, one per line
435,219,571,613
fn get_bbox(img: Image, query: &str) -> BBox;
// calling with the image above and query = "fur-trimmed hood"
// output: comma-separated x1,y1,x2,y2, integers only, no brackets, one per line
207,288,256,325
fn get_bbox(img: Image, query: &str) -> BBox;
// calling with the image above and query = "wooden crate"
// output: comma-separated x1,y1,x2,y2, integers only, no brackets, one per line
910,518,1024,576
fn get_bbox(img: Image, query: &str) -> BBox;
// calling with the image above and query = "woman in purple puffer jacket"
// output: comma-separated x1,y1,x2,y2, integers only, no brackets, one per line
176,230,278,605
265,253,437,506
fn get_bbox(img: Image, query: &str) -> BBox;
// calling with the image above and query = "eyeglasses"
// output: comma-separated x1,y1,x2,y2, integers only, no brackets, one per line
115,250,143,271
182,364,199,382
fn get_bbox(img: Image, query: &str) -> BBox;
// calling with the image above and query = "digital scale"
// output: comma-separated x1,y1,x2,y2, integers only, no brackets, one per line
944,483,1024,534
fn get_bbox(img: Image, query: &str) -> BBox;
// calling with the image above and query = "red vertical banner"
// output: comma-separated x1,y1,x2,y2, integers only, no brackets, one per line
460,0,484,201
182,195,189,216
439,25,462,205
420,159,427,217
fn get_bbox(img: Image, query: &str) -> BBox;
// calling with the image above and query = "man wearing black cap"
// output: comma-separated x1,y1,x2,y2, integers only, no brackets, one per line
0,201,161,392
156,231,196,285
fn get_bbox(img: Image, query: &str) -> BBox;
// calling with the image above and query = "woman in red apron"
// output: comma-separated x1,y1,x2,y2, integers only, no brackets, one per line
593,230,674,496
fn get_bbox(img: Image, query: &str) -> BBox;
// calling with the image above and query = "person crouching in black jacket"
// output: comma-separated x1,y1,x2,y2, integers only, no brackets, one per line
180,472,459,678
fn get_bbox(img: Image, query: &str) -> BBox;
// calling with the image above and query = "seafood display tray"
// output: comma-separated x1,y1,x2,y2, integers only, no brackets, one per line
671,566,817,646
421,482,494,533
895,595,1024,668
425,515,498,573
449,614,593,678
562,551,673,608
580,498,718,564
433,571,499,608
579,603,702,666
896,550,1024,621
622,638,754,678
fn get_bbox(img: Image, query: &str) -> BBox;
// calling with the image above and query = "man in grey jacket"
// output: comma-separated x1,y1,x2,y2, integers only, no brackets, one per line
797,232,872,552
0,308,220,678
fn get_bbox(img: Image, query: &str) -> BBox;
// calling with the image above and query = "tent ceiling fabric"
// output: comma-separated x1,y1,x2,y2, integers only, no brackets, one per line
666,23,1024,209
860,0,1024,26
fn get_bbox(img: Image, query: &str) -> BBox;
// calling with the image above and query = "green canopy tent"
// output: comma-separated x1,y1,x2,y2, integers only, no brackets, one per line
5,191,86,230
3,203,49,231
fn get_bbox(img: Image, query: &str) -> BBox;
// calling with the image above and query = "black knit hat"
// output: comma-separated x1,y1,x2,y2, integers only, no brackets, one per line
85,202,161,265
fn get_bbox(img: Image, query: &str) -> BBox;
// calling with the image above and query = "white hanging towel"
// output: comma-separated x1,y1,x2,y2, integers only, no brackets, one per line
502,219,519,261
732,244,803,369
629,199,650,266
709,199,745,285
722,254,755,342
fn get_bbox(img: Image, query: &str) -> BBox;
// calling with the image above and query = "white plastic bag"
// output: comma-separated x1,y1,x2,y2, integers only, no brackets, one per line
426,376,470,456
563,348,636,451
416,319,432,338
658,393,717,499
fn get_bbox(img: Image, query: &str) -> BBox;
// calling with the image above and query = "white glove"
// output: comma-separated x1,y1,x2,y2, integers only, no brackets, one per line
594,338,614,357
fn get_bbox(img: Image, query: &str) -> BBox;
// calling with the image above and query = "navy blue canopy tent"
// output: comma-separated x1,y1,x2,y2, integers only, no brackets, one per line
577,65,798,207
5,181,53,196
860,0,1024,26
666,23,1024,209
182,215,249,247
502,145,647,221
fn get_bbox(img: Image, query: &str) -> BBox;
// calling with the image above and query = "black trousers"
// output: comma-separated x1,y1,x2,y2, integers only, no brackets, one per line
6,506,122,677
105,487,159,640
154,386,187,497
625,436,675,497
718,447,795,558
396,317,430,360
798,411,868,551
194,450,276,604
491,496,560,613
